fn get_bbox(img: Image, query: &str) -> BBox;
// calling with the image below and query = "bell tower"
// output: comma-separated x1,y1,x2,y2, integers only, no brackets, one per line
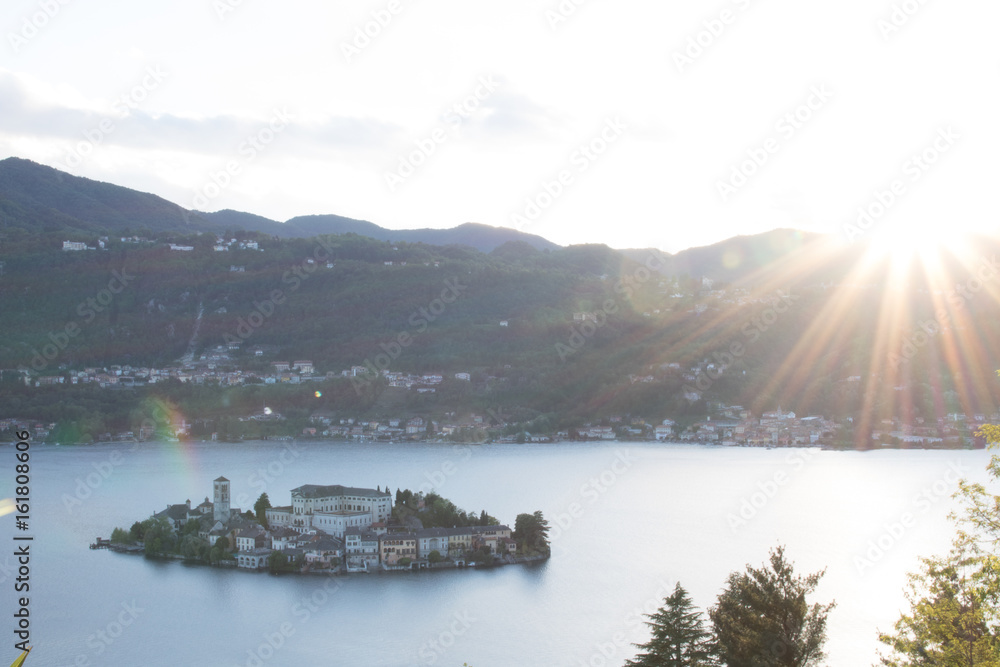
213,476,231,523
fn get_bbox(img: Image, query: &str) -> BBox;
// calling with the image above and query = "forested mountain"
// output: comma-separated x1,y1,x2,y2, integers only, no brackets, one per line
0,158,557,252
2,157,1000,437
2,220,999,435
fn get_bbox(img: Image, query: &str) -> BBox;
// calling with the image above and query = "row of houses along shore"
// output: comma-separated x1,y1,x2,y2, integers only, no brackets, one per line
150,477,519,572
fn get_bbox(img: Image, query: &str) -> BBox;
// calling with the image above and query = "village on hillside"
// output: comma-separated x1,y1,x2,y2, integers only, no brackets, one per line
4,326,995,448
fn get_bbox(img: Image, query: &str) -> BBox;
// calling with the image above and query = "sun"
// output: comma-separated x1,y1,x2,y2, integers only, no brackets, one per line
865,219,965,266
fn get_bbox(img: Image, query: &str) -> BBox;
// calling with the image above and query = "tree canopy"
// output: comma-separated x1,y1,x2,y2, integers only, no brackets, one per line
513,511,550,556
627,582,715,667
709,546,834,667
879,397,1000,665
254,492,272,528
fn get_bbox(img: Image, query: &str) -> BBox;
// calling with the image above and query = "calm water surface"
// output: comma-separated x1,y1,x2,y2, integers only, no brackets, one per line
2,440,991,666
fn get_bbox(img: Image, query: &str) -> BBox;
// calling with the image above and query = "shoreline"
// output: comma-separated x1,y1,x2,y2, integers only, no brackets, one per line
100,543,550,575
30,438,984,451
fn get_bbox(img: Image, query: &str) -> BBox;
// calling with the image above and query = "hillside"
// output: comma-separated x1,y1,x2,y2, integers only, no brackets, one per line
0,158,559,253
622,229,829,284
3,224,1000,440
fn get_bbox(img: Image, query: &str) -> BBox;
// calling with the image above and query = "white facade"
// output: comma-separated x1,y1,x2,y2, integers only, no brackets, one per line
266,506,293,529
312,510,372,538
345,528,380,571
289,484,392,534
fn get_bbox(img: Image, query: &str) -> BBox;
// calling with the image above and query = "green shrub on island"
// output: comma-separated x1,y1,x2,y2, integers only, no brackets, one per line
110,527,132,545
393,489,500,530
513,511,550,556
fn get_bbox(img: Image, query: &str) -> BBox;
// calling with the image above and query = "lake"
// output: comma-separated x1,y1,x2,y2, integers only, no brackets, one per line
4,440,991,666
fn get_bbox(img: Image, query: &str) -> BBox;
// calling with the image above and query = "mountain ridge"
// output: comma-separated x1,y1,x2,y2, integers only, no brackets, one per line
0,157,560,253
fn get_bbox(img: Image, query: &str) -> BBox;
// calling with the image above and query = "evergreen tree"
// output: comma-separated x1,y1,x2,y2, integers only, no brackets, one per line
627,582,715,666
253,492,271,528
513,511,550,556
129,520,144,541
709,546,834,667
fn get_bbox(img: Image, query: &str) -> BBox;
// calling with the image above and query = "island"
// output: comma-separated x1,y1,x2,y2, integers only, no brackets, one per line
99,476,551,574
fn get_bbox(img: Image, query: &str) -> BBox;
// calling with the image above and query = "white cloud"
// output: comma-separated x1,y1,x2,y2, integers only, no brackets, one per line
1,0,997,250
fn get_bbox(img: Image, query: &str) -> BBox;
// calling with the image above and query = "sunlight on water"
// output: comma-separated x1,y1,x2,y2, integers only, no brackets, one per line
12,441,991,666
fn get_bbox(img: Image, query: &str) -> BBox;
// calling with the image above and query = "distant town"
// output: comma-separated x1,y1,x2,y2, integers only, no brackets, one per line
3,335,995,447
4,362,992,450
2,238,994,449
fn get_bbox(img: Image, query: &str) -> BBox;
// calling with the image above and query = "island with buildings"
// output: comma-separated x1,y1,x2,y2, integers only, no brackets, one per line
99,476,550,574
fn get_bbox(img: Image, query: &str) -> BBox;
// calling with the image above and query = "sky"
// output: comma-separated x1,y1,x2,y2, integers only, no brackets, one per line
0,0,996,253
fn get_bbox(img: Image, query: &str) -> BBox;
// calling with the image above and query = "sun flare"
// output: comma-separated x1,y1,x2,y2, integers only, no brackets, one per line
865,220,968,267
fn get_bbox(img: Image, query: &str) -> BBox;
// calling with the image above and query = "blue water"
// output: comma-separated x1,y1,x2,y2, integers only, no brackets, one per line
0,440,990,666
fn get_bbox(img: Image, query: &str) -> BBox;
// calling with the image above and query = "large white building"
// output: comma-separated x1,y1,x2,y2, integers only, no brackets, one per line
267,484,392,537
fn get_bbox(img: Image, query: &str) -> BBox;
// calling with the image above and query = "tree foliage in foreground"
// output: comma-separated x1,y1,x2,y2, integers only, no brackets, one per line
878,403,1000,666
626,546,832,667
877,540,1000,666
627,582,715,667
709,546,834,667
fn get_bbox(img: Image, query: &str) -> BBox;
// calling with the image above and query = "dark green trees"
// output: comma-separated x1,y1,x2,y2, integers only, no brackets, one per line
627,583,715,667
513,511,550,556
254,492,271,528
627,546,834,667
709,546,834,667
